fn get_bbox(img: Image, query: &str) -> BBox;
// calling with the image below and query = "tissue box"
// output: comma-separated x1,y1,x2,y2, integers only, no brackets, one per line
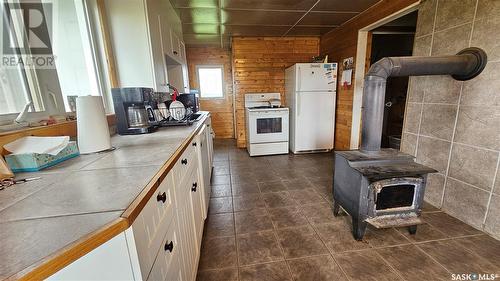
5,141,80,172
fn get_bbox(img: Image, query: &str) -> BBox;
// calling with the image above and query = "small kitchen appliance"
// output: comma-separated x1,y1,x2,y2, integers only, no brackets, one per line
112,87,158,135
333,48,487,240
245,93,289,156
176,93,199,113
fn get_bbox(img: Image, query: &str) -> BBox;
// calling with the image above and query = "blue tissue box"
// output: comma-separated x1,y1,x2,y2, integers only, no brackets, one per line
5,141,80,172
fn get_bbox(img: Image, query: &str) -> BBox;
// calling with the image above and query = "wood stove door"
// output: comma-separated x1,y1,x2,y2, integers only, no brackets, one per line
368,177,423,217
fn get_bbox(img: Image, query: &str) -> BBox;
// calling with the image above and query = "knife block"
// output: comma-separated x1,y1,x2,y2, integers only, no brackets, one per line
0,155,14,180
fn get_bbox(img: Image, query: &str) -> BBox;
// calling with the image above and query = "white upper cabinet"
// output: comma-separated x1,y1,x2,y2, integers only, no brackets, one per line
105,0,155,88
105,0,187,92
170,30,181,59
145,0,169,92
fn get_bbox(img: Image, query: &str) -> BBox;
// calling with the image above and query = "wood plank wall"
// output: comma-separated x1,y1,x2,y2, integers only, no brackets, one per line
320,0,419,150
186,47,234,139
232,37,320,148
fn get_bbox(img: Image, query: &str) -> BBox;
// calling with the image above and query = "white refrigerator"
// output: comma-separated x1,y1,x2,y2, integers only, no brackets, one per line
285,63,338,153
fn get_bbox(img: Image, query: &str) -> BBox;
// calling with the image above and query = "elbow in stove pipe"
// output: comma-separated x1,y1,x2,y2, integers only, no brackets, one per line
360,47,488,152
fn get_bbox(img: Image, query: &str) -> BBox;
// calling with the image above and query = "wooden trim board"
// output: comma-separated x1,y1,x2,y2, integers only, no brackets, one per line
0,115,116,155
96,0,119,88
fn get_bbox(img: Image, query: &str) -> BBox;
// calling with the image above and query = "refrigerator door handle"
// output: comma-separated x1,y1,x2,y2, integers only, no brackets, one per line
297,66,301,92
297,92,301,116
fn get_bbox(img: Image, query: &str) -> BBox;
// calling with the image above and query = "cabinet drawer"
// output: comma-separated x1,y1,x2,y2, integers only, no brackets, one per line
147,217,182,281
172,140,197,185
132,172,175,280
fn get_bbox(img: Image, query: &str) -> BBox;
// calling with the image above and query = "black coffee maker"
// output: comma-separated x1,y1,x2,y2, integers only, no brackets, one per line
112,87,159,135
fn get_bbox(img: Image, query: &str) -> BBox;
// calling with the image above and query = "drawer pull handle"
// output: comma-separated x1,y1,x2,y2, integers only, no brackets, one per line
192,142,197,147
157,192,167,203
181,158,188,165
191,182,197,192
164,241,174,253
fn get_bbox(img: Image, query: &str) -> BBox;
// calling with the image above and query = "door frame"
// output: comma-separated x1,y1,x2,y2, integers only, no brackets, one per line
349,2,420,149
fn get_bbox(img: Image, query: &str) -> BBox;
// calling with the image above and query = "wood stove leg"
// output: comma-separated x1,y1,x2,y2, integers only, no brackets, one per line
352,218,367,241
333,202,340,217
408,225,418,235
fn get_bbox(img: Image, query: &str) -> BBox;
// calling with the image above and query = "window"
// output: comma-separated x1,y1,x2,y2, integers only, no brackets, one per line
0,1,45,116
52,0,104,112
0,0,110,125
197,66,224,98
0,61,36,115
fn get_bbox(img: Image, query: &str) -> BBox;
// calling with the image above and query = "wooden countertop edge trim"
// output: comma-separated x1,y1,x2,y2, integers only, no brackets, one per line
6,113,210,280
7,217,129,281
120,113,209,222
0,115,116,137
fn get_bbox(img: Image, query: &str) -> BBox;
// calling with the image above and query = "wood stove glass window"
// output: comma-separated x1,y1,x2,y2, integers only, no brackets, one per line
376,184,415,210
256,118,282,134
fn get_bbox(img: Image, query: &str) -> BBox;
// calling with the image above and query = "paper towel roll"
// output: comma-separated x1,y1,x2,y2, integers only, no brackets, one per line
76,96,112,154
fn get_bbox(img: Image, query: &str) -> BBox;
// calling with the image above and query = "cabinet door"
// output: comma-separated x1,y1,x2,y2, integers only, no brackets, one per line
146,0,168,92
180,40,186,63
197,126,211,217
170,30,181,59
180,40,189,92
165,247,184,281
182,64,190,93
189,166,205,245
146,216,181,281
205,118,214,178
154,14,168,92
159,13,171,56
47,233,135,280
175,171,198,280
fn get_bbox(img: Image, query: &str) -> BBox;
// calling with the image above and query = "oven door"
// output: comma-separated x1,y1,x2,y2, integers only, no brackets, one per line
248,110,289,144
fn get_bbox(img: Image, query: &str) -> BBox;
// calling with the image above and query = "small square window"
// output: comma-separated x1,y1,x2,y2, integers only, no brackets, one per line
197,66,224,98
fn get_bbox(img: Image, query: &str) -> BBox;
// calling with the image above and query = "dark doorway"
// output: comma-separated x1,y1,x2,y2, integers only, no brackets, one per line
368,11,418,149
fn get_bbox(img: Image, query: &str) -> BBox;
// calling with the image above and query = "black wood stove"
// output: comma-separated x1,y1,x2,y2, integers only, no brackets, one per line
333,47,487,240
333,149,436,240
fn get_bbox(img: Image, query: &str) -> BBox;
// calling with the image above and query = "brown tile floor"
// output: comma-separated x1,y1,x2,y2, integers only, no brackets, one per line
197,140,500,281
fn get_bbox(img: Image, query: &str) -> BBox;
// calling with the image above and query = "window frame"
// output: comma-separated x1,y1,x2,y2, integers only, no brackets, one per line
0,0,112,126
196,65,225,100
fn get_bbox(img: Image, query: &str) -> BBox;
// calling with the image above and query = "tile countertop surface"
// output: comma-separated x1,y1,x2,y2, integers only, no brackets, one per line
0,112,210,280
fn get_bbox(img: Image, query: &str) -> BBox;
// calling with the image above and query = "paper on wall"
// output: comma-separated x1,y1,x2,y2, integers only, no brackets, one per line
4,136,70,156
341,69,353,86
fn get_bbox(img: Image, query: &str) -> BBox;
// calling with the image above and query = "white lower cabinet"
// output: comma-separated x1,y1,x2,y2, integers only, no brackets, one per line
188,166,204,249
175,164,200,281
147,216,182,281
131,172,176,280
49,117,213,281
47,233,136,281
196,125,212,217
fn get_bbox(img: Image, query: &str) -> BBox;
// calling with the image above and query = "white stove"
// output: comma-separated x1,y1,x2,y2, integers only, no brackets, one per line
245,93,289,156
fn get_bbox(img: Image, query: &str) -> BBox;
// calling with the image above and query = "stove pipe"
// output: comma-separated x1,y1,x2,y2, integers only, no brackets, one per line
360,47,487,152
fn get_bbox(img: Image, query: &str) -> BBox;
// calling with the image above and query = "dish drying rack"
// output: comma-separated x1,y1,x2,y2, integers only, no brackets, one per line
158,113,195,127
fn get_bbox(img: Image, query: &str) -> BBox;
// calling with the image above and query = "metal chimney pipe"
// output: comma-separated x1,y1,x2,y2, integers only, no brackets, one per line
360,47,487,151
